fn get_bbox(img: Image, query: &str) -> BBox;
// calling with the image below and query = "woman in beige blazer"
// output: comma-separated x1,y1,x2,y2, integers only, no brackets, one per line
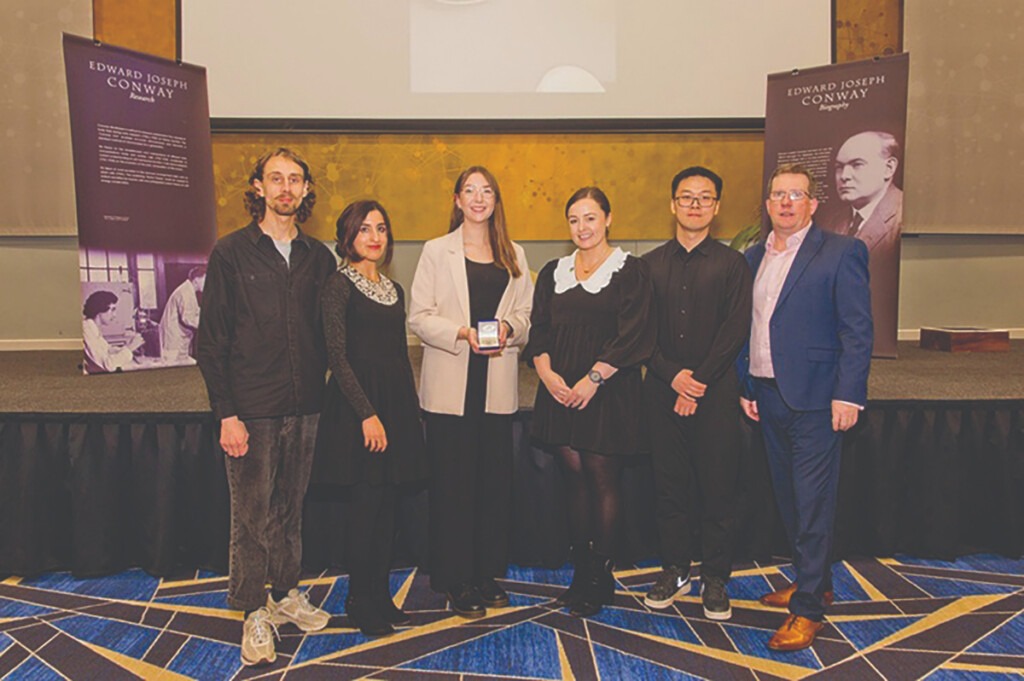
409,166,533,619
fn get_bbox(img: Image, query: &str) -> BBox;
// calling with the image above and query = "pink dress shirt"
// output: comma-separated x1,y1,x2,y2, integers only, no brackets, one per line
749,225,811,379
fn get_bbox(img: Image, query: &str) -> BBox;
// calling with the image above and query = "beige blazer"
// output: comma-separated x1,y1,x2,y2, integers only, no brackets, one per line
409,227,533,416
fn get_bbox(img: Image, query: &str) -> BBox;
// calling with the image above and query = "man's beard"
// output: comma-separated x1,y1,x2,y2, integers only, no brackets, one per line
267,195,301,217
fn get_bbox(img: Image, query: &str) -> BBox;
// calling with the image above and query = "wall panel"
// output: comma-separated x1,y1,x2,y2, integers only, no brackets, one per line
835,0,902,62
93,0,175,60
211,133,764,242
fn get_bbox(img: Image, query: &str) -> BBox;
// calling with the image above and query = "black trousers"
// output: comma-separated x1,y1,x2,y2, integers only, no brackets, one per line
646,379,740,581
345,482,396,597
424,411,513,592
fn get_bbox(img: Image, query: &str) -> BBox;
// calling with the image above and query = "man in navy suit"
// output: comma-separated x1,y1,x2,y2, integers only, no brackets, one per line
738,163,872,651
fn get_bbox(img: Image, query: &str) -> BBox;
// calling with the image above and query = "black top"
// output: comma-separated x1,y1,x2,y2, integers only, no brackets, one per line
641,236,752,398
313,271,426,486
466,258,509,325
322,272,405,421
197,221,337,421
464,258,510,414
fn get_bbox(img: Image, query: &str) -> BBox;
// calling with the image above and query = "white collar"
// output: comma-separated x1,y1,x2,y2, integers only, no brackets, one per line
553,247,628,294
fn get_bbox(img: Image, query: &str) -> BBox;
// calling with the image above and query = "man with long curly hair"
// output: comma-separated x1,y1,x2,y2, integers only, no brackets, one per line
197,148,336,666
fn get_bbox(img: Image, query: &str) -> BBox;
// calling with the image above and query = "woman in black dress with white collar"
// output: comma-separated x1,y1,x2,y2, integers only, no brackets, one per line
525,186,655,617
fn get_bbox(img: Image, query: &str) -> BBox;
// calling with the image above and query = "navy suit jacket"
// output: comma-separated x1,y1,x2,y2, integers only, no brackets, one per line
738,224,873,411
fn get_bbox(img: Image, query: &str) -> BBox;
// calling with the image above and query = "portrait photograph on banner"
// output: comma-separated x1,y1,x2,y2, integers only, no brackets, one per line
63,34,216,374
763,54,909,358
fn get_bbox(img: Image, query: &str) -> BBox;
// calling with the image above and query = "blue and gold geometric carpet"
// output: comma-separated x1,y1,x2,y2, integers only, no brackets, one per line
1,554,1022,680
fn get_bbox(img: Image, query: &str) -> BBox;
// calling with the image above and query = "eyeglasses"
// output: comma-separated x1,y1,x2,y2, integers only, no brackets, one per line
768,189,812,202
674,194,718,208
461,185,494,198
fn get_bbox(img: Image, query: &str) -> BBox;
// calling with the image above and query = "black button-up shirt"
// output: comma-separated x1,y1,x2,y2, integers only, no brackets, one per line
642,236,752,397
197,221,336,421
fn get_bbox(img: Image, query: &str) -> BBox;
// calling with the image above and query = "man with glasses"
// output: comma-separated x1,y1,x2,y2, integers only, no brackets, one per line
641,166,752,620
737,163,872,651
197,148,336,666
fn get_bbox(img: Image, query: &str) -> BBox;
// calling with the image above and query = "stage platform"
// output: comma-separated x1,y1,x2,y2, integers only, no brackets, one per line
1,342,1022,414
1,343,1022,578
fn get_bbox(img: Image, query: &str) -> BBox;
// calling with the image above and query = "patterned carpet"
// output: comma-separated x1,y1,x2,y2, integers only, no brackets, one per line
1,555,1022,680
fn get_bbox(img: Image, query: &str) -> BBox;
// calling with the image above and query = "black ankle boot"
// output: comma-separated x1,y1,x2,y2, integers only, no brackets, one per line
346,593,395,637
374,573,410,625
569,552,614,618
552,543,591,607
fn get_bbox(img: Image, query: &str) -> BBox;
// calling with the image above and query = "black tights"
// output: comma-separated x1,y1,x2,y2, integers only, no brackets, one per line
557,447,623,556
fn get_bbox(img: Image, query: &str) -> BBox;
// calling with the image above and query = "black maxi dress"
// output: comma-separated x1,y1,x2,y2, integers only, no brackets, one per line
311,265,428,601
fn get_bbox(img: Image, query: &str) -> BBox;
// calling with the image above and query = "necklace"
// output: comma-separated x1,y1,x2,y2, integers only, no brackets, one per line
339,263,398,306
576,247,613,276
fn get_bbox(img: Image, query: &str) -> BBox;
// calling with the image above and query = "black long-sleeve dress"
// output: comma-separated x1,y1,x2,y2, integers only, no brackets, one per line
524,248,655,457
312,266,427,486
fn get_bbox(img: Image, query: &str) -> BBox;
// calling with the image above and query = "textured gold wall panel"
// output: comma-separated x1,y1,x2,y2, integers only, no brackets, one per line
835,0,902,63
93,0,175,60
211,133,765,242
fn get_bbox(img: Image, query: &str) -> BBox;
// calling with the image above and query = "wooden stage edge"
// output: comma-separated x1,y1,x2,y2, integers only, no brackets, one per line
0,341,1022,415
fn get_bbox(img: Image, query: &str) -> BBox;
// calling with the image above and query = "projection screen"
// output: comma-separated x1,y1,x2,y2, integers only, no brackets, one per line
183,0,831,122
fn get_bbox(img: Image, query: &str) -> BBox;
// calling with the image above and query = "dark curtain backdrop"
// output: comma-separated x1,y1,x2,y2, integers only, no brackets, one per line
2,404,1022,578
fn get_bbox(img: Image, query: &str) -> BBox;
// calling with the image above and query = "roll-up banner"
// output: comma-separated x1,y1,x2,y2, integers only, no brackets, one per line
764,54,909,358
63,34,216,374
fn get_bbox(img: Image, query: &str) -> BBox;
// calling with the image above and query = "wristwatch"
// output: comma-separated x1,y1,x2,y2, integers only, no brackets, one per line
587,370,605,385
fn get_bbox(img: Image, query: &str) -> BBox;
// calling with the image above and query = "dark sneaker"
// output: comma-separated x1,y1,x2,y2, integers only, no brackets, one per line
643,565,690,609
701,576,732,620
476,578,510,608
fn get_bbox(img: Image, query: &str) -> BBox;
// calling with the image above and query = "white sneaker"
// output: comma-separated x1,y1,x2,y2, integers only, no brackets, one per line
241,607,278,667
267,588,330,632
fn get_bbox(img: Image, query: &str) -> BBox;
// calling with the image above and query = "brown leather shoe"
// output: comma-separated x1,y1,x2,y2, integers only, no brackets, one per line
759,583,834,608
768,614,824,651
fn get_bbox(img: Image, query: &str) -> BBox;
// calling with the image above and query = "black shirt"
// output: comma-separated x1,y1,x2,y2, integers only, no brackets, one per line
642,236,752,395
197,221,337,421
